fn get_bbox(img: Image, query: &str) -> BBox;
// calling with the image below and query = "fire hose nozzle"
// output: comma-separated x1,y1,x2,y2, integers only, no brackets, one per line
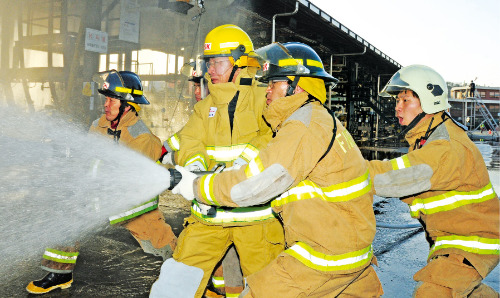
168,163,225,190
167,169,218,190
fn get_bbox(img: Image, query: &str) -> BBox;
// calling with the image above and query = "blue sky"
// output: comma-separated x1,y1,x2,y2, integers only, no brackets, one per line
311,0,500,87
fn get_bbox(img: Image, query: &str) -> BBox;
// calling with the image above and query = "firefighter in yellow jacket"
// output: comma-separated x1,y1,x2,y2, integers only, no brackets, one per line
368,64,499,296
161,60,242,297
27,70,177,294
150,25,283,298
169,42,384,297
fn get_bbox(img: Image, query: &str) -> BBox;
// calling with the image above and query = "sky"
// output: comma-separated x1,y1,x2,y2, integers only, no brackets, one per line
311,0,500,87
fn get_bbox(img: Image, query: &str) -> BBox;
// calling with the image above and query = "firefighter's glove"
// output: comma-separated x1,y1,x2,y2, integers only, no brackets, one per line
185,160,205,172
162,152,174,166
198,202,214,216
172,165,196,201
225,157,247,171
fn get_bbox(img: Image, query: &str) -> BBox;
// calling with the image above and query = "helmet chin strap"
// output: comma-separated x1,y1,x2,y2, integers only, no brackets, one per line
228,65,239,83
110,102,127,142
398,111,426,137
286,76,300,96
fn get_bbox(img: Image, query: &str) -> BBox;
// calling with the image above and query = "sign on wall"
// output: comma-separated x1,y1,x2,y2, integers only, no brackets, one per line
85,28,108,53
119,0,140,43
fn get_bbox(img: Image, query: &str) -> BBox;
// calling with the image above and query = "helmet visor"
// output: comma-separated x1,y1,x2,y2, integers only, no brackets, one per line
181,56,207,82
92,70,143,102
254,43,310,83
379,71,411,97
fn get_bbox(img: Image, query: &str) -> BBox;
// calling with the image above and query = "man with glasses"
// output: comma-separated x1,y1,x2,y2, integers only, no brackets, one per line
150,25,283,298
169,42,383,297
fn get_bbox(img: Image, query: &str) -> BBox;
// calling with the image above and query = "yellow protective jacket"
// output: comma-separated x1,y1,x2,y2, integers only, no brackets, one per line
368,112,499,278
194,92,377,274
177,66,274,226
90,111,162,161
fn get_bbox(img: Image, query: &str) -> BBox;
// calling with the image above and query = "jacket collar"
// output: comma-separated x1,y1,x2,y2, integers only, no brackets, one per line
97,111,137,129
405,111,445,145
207,67,257,104
263,92,310,132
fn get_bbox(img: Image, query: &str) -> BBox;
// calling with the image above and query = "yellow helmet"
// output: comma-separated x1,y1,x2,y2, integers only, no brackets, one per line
203,24,257,67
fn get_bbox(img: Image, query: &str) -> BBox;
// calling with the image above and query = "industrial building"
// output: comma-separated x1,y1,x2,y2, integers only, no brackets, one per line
1,0,405,157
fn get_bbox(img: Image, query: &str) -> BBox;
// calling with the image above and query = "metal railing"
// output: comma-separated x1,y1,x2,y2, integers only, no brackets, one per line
471,92,499,137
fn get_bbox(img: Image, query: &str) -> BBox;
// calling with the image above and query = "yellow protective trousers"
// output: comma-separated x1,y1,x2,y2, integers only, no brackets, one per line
172,216,284,298
244,253,383,298
413,254,499,297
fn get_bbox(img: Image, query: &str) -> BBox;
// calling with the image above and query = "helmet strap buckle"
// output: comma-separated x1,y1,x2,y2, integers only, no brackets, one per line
286,76,300,97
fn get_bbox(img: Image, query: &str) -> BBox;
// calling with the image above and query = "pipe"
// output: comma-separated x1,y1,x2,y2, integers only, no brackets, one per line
333,47,367,57
376,222,422,229
272,1,299,42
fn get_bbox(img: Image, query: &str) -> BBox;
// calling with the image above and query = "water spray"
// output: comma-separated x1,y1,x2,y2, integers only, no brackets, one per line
0,105,170,282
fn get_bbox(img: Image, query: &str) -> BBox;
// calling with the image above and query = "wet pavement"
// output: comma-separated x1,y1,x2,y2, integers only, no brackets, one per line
3,192,191,298
3,172,499,297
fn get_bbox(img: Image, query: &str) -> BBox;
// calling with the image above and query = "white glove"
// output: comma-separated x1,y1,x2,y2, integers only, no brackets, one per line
198,202,213,215
172,165,197,201
162,152,174,165
185,160,205,172
224,164,241,171
225,157,247,171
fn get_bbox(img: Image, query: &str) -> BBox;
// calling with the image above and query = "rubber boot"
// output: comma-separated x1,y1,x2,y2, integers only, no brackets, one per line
26,272,73,294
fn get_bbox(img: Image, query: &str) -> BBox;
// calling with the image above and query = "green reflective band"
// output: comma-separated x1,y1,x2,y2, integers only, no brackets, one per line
108,197,159,225
212,276,225,288
43,248,79,264
390,155,411,170
429,235,500,258
191,201,276,224
199,173,220,206
206,144,248,162
115,86,143,95
409,182,496,217
272,170,371,207
226,293,241,298
286,242,373,272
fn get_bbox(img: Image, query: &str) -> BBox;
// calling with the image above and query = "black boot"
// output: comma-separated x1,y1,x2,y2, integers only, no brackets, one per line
26,272,73,294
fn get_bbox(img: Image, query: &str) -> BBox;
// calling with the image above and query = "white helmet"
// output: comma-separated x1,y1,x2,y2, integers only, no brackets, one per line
380,64,450,114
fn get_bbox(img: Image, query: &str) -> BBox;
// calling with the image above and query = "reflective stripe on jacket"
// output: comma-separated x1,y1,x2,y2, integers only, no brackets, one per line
368,112,499,277
272,170,371,207
190,200,275,224
195,92,377,274
409,182,496,217
177,67,273,226
164,133,180,152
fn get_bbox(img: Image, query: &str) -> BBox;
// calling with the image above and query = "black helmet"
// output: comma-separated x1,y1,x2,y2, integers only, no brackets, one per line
93,70,149,105
255,42,338,85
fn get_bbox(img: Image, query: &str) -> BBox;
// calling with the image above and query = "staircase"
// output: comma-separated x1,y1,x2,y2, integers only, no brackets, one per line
471,92,499,137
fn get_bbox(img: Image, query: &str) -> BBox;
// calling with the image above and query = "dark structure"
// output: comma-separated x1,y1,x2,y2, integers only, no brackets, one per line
0,0,405,156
